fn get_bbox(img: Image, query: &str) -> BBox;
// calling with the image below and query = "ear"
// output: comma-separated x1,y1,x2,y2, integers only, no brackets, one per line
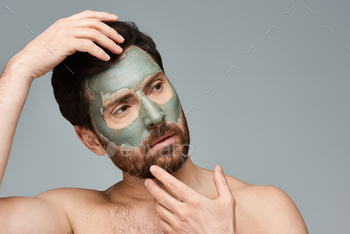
74,125,105,156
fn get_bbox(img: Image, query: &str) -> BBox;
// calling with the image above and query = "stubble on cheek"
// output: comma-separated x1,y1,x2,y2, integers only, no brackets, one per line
107,118,189,178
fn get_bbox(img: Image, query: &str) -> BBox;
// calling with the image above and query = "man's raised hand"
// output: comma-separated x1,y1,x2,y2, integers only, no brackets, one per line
145,165,237,234
10,10,124,81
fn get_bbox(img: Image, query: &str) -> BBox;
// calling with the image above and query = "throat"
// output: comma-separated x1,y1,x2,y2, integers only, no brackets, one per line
113,158,202,203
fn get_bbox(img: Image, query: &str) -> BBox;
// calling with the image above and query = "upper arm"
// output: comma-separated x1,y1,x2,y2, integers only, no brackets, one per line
0,192,71,234
253,186,308,233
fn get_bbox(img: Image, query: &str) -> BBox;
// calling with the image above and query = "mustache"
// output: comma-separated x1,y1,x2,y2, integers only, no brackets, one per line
104,121,180,157
104,105,191,179
141,121,177,149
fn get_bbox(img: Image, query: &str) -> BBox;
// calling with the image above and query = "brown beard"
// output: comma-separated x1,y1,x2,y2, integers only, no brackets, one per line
104,106,190,179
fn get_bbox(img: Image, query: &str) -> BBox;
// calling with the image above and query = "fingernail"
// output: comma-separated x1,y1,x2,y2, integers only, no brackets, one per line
144,179,149,187
218,165,223,174
105,54,110,60
150,165,156,174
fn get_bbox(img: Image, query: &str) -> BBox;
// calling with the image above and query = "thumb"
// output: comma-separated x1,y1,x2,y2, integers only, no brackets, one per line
213,165,233,199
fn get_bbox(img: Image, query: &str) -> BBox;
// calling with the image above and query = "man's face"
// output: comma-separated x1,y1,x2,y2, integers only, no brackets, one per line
86,46,190,178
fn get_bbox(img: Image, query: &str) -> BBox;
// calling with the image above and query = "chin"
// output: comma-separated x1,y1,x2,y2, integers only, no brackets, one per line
136,149,189,179
109,106,191,179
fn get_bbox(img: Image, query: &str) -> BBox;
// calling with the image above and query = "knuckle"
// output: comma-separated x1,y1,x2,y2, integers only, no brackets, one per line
90,19,101,27
58,27,69,37
157,194,166,205
55,18,66,27
224,194,236,205
155,203,162,213
83,10,93,15
178,210,188,222
231,197,236,206
83,40,94,47
88,29,100,38
187,197,199,208
85,41,98,53
231,195,236,203
166,180,177,192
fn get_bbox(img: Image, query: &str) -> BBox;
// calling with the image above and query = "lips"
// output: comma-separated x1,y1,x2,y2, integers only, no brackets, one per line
150,133,175,149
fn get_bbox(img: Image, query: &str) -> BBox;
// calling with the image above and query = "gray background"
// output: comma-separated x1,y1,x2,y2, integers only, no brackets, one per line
0,0,349,233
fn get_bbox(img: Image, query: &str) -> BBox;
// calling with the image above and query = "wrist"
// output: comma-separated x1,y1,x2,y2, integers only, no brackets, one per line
2,57,34,85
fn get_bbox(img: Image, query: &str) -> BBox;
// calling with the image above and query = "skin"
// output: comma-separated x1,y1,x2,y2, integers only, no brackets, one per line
0,10,308,234
87,46,181,147
86,45,190,179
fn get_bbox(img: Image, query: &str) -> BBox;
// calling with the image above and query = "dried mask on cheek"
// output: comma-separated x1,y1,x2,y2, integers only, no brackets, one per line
86,47,181,148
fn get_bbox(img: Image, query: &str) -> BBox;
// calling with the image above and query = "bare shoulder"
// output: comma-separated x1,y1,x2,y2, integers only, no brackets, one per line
33,186,116,233
35,186,108,201
0,187,98,234
224,175,308,233
34,186,111,213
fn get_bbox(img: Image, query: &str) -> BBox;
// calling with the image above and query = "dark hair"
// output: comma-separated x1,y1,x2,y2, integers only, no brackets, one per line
51,21,164,134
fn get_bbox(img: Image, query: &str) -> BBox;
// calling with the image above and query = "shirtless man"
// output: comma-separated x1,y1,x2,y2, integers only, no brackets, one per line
0,10,308,233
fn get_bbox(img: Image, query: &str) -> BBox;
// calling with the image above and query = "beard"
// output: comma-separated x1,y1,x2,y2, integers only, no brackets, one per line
104,106,190,179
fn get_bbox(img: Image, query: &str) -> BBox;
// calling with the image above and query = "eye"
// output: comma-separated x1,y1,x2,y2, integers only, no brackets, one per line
114,105,128,114
152,82,163,92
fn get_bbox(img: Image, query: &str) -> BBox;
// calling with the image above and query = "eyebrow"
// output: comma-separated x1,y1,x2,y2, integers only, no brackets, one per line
141,71,164,89
105,92,134,109
104,71,165,109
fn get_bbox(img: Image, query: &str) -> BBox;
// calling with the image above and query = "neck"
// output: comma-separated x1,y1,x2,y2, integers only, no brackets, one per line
114,158,203,203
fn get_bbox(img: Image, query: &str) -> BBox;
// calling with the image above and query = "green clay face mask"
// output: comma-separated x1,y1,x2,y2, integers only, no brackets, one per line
87,47,181,148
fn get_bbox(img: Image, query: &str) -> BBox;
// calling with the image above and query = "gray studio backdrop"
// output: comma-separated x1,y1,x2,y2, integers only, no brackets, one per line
0,0,349,233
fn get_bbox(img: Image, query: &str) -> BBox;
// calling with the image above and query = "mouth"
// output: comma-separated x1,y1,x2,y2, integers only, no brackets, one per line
150,133,176,150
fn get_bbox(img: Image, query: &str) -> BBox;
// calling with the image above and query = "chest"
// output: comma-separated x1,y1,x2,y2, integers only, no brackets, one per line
71,203,166,234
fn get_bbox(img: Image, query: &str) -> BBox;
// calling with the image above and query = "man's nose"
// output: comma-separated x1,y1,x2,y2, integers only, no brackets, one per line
140,96,165,129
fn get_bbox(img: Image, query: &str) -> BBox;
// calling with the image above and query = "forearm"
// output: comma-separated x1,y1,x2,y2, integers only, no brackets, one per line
0,10,123,185
0,58,33,184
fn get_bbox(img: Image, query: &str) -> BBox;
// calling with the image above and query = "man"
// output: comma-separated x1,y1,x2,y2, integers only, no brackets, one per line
0,10,308,233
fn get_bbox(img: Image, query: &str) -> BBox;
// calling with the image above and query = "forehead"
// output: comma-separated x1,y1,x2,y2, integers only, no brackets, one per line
87,46,162,93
